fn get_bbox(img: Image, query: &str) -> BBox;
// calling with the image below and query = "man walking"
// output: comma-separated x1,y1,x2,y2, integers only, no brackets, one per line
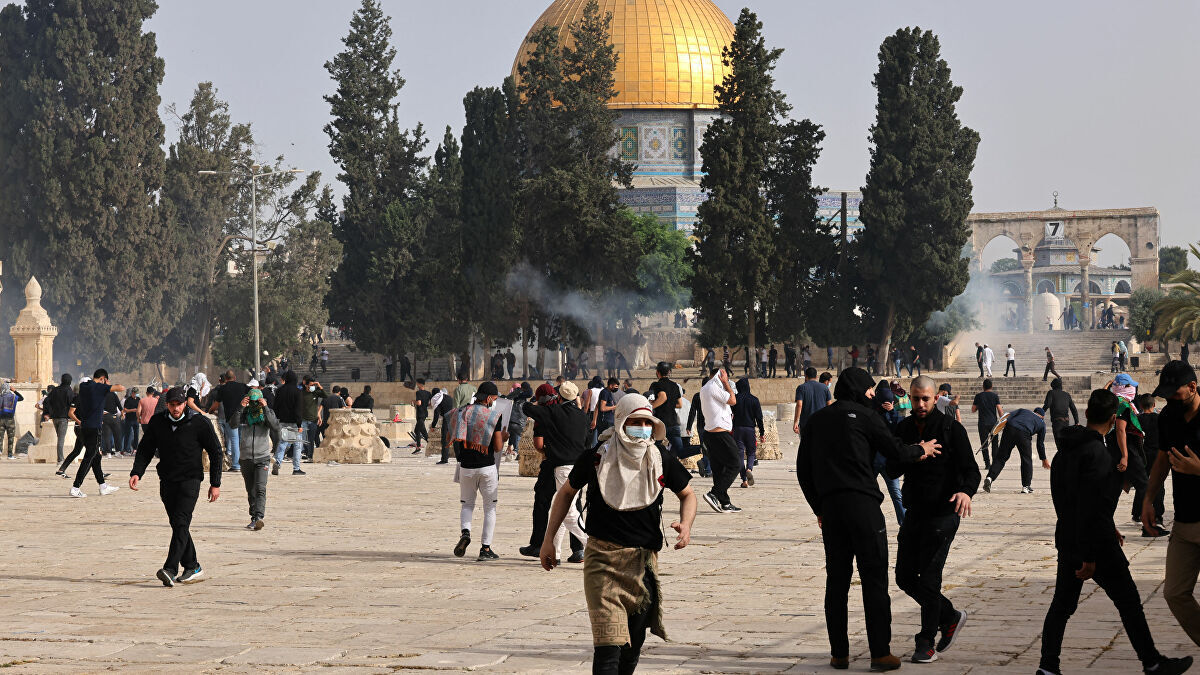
983,407,1050,494
888,376,978,664
270,371,305,476
1043,378,1080,448
1044,347,1061,381
975,342,984,378
69,370,124,497
0,381,23,458
797,367,940,671
129,387,224,587
453,372,477,410
121,388,141,455
699,367,742,513
231,388,279,531
793,367,831,440
46,374,74,465
1004,344,1017,377
732,377,764,488
450,381,506,561
209,370,248,472
649,362,684,459
981,344,994,378
520,381,588,563
971,379,1003,469
412,379,432,451
1039,388,1193,675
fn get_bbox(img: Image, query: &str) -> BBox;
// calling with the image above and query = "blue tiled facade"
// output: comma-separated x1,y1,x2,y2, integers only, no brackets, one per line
613,109,720,233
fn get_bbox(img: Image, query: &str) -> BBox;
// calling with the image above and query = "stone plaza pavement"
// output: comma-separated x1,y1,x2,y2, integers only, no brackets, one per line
0,413,1196,673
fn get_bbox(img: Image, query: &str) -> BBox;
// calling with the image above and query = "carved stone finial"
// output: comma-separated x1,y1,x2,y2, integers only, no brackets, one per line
25,276,42,304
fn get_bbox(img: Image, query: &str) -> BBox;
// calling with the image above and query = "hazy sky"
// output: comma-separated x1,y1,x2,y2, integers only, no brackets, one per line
149,1,1200,266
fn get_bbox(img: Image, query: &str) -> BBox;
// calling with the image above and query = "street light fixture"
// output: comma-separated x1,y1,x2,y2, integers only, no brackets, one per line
199,165,307,378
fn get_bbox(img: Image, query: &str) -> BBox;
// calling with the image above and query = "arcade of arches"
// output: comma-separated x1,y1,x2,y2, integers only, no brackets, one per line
970,206,1159,332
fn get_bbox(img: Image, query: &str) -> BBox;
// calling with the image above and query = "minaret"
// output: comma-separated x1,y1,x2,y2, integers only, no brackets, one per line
10,277,58,385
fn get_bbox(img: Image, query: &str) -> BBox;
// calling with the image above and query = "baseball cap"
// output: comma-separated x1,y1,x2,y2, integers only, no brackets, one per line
1153,360,1198,399
164,387,188,404
1113,373,1139,388
477,381,499,398
559,381,579,402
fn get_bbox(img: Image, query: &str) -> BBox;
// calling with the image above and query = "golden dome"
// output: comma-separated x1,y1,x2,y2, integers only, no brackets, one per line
512,0,735,110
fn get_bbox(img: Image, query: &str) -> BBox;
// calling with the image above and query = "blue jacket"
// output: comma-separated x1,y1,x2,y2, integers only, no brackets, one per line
1007,408,1048,459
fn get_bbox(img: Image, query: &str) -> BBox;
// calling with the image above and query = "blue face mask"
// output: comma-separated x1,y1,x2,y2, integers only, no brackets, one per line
626,425,653,440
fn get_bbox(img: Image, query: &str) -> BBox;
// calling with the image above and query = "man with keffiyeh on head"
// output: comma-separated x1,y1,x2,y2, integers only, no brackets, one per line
541,393,697,675
449,382,507,561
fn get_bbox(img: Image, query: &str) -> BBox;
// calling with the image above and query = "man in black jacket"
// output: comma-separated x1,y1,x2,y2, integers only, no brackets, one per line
129,388,224,588
519,381,589,564
270,371,305,476
1038,389,1192,675
1042,378,1079,448
888,376,979,664
797,368,940,672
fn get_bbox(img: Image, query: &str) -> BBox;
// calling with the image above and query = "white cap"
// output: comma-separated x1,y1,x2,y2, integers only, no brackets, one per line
248,379,260,387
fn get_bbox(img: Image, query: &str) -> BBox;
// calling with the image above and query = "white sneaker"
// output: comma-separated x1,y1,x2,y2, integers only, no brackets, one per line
99,484,119,496
70,487,86,498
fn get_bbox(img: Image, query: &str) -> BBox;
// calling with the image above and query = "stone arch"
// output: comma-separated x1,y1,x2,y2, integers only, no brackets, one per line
1073,281,1102,294
1036,279,1056,294
1115,280,1131,293
1059,211,1159,291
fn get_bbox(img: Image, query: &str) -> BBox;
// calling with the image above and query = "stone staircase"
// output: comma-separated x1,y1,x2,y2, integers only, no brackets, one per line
950,329,1165,375
291,342,456,385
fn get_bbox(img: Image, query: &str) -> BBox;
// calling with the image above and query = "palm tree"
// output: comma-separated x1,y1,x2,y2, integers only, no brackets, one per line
1153,244,1200,343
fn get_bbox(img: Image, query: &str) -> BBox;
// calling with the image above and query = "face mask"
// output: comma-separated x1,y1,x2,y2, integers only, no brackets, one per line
308,386,316,392
626,425,652,440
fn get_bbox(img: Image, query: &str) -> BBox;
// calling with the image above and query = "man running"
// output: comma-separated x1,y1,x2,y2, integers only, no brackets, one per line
450,382,506,561
69,370,125,498
1038,388,1193,675
1043,378,1080,448
971,379,1003,469
797,367,940,671
1044,347,1061,381
888,376,978,664
983,407,1050,494
699,366,741,513
129,387,224,587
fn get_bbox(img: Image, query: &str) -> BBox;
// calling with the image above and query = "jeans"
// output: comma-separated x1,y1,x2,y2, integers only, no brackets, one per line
224,425,241,470
101,416,122,455
160,479,202,576
821,492,893,659
53,418,70,463
662,425,683,459
303,420,317,457
894,359,903,377
873,453,905,525
274,426,304,471
1040,555,1161,672
733,426,757,481
895,512,960,643
987,428,1034,488
977,423,997,468
241,459,269,520
122,418,140,453
1004,359,1016,376
1165,521,1200,647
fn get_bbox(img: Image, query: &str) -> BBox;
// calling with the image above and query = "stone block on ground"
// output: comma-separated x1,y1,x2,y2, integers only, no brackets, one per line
517,425,541,477
314,408,390,464
389,404,415,422
28,419,70,464
757,411,781,460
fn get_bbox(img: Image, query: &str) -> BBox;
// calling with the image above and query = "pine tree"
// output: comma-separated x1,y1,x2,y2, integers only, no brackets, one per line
0,0,177,369
856,27,980,363
324,0,427,355
691,9,790,360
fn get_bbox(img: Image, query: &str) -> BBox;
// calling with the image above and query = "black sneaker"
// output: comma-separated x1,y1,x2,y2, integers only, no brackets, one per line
477,546,499,561
911,640,938,663
177,565,203,583
156,568,175,587
567,550,585,563
721,502,742,513
435,460,448,465
453,529,471,557
1145,655,1194,675
702,492,723,513
292,469,306,475
518,545,539,558
1156,525,1171,537
411,448,422,455
937,609,967,652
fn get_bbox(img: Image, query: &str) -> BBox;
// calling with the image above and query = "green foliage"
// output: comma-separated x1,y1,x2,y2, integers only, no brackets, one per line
621,210,694,316
1161,245,1190,282
692,9,791,352
1129,287,1164,341
0,0,179,370
1153,245,1200,343
324,0,428,357
990,257,1021,273
856,27,980,356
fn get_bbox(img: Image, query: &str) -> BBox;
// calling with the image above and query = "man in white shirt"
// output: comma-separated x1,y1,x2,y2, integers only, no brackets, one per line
1004,344,1017,377
700,367,741,513
982,344,995,378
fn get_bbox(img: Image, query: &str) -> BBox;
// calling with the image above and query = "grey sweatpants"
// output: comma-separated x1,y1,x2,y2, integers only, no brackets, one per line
241,460,270,520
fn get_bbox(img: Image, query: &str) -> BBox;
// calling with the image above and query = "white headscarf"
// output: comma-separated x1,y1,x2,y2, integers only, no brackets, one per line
595,394,666,511
190,372,211,398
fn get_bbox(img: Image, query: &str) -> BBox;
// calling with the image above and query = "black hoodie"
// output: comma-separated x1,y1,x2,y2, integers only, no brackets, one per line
272,371,303,424
1050,425,1123,563
797,368,925,516
731,378,764,434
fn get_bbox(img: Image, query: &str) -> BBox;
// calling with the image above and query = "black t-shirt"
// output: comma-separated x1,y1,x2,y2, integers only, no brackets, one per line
649,379,681,427
103,391,121,417
972,391,1001,427
216,382,249,423
1160,402,1200,523
414,389,433,419
569,449,690,551
597,388,616,426
123,395,140,422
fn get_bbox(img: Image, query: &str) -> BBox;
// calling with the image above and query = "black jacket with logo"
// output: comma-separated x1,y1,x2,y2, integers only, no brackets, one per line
131,411,224,486
887,409,980,517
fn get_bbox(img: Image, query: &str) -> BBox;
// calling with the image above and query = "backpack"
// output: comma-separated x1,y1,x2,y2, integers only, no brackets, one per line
0,392,17,415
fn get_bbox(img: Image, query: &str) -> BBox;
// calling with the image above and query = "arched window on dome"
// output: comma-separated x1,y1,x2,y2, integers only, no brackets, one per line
1036,280,1056,295
1115,280,1131,294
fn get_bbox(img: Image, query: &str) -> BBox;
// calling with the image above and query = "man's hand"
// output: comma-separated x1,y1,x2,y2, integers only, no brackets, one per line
717,368,729,386
817,516,822,529
881,401,894,411
1075,562,1095,580
1117,455,1128,472
539,540,558,571
1169,446,1200,475
949,492,972,517
240,396,250,408
793,422,800,434
208,486,220,503
590,420,596,430
1141,502,1159,534
129,475,140,491
917,439,942,460
671,521,691,549
1042,459,1052,470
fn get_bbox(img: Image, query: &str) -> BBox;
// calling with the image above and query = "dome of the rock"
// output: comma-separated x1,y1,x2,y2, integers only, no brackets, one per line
512,0,735,110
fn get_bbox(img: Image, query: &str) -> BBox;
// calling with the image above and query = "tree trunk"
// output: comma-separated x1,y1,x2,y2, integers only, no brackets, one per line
880,301,896,378
535,323,546,379
191,298,214,376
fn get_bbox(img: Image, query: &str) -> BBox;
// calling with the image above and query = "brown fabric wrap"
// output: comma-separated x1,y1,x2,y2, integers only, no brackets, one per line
582,537,665,647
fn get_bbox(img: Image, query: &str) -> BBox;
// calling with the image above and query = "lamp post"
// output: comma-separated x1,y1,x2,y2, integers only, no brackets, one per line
199,165,305,379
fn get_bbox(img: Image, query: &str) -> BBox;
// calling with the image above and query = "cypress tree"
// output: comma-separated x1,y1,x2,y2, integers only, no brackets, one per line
856,27,980,362
0,0,177,369
691,9,790,359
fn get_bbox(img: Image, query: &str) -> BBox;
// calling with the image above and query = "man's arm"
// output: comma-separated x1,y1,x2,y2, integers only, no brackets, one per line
1143,449,1172,531
671,485,697,549
199,417,224,489
996,404,1004,419
871,413,933,463
1076,446,1111,563
753,399,764,437
954,422,982,496
68,405,80,425
130,421,157,479
796,423,820,517
540,480,581,569
792,397,803,433
1035,422,1048,461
